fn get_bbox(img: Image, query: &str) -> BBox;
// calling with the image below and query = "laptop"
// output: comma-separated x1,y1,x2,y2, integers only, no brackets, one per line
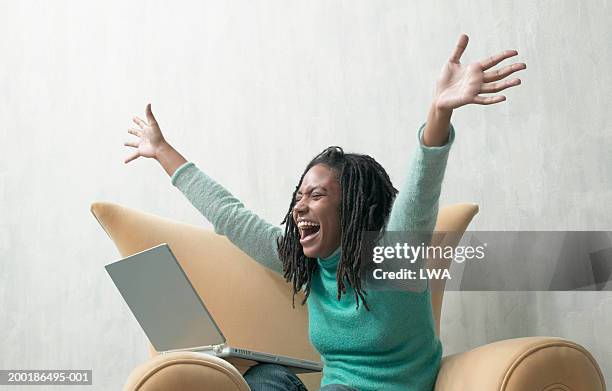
105,243,322,374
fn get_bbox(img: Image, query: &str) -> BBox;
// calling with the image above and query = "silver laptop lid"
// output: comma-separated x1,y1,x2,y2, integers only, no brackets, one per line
105,243,225,352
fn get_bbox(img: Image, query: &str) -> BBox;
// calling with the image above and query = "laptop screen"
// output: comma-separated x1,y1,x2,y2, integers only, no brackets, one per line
105,243,225,351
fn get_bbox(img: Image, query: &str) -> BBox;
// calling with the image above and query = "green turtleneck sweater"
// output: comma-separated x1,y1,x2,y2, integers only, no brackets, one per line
170,122,455,391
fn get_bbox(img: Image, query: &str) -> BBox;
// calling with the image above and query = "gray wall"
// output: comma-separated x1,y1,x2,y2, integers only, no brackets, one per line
1,0,610,389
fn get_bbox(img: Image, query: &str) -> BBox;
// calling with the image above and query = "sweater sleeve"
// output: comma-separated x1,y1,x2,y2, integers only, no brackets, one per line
386,122,455,234
375,122,455,293
170,162,284,275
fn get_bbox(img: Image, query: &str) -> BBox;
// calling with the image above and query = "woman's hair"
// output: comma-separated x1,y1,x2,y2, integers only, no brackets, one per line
277,146,398,311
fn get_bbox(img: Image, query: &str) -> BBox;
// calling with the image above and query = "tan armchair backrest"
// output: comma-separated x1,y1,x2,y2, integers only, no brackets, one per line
428,203,480,337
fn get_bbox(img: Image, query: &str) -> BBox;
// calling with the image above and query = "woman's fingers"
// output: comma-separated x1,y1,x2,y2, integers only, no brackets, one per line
133,116,148,129
124,150,140,164
125,106,158,164
145,103,157,125
448,34,469,64
480,78,521,94
483,62,527,83
479,50,518,71
473,95,506,105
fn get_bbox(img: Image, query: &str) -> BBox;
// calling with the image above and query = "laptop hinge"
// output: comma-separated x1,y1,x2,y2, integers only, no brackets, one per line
160,342,226,355
211,343,226,353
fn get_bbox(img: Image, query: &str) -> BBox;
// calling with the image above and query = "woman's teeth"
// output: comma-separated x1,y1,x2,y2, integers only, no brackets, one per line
297,221,320,228
298,221,321,241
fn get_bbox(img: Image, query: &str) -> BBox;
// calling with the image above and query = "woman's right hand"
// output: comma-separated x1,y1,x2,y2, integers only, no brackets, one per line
124,103,168,164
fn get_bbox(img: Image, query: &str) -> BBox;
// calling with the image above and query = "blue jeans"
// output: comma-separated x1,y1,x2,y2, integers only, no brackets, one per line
243,363,359,391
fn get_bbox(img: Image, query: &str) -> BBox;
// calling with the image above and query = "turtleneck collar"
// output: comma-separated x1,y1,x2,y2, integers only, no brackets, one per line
317,245,341,271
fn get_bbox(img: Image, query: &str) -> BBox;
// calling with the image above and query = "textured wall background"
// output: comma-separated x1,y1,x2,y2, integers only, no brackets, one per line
1,0,610,389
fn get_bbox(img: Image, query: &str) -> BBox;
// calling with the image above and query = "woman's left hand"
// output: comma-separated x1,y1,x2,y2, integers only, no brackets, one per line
434,34,526,111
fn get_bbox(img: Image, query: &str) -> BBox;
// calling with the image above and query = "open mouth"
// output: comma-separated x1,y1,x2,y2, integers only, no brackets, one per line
298,221,321,245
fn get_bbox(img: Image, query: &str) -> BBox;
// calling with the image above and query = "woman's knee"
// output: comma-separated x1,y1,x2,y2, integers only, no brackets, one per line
243,363,308,391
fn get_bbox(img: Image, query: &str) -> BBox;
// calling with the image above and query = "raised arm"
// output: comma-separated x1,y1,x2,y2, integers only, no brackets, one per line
123,104,284,275
387,33,526,233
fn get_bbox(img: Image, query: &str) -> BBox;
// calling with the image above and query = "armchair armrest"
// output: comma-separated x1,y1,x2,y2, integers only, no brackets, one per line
123,351,251,391
434,336,606,391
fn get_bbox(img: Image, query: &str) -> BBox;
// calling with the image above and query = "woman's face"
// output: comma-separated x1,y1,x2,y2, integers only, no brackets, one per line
292,164,342,259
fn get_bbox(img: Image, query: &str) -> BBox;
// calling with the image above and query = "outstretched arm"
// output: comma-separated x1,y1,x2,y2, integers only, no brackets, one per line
123,104,284,275
388,33,526,234
170,162,284,275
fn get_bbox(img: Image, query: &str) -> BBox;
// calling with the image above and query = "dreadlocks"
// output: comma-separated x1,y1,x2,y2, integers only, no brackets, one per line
277,146,398,311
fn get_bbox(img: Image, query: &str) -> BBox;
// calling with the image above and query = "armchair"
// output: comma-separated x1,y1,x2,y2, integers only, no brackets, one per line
91,202,606,390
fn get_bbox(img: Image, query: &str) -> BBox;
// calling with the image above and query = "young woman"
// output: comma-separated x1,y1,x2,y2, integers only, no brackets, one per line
123,34,526,391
